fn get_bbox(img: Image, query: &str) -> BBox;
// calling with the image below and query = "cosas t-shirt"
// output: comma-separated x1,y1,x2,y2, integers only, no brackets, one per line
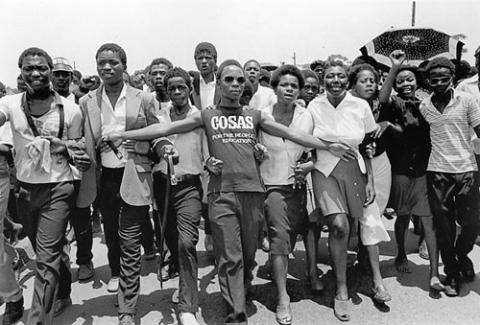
201,106,265,193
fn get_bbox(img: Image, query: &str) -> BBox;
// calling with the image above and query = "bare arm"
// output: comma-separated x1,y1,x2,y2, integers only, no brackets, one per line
378,50,406,104
259,113,330,150
362,152,376,206
106,111,204,142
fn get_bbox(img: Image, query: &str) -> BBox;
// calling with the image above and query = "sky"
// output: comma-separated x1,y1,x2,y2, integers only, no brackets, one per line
1,0,479,87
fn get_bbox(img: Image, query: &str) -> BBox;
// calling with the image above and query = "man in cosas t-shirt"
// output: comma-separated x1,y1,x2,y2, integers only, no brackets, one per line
105,59,352,325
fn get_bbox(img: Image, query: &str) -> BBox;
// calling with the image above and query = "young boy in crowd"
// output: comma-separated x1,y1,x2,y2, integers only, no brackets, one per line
419,57,480,296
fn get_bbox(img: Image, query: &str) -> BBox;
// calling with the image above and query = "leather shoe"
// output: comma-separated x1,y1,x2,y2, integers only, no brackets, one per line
78,262,95,281
459,256,475,282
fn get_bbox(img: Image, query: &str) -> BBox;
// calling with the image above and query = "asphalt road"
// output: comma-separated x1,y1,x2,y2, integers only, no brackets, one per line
2,218,480,325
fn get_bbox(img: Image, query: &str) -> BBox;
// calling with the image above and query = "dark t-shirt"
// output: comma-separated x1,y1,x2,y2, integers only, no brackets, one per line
201,106,265,193
380,95,431,177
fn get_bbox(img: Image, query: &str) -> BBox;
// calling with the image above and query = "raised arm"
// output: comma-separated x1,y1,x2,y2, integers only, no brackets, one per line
106,111,204,142
378,50,406,104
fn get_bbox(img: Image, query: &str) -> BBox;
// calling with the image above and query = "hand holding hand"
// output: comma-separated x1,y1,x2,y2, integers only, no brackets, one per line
205,156,223,175
253,143,268,163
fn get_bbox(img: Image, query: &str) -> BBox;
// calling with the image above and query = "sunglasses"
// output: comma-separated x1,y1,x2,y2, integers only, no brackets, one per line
223,76,246,84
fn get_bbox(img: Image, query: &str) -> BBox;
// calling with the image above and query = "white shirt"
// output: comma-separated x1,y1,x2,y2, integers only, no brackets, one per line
300,92,377,177
199,74,216,109
456,74,480,154
249,85,277,110
259,105,307,185
153,104,209,175
59,92,81,179
100,85,127,168
419,90,480,173
0,93,83,183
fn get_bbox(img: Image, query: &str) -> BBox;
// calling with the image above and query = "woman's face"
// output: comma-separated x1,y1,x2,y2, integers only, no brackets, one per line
275,74,300,104
353,70,377,100
395,70,417,99
324,65,348,98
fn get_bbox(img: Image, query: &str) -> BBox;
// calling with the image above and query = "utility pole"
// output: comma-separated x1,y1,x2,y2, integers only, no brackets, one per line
293,52,296,66
411,1,416,27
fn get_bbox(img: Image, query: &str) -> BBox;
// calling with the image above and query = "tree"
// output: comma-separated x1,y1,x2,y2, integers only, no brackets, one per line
326,54,349,63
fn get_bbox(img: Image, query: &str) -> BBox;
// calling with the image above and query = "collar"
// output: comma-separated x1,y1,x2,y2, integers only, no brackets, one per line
101,82,127,103
200,74,216,86
425,88,461,110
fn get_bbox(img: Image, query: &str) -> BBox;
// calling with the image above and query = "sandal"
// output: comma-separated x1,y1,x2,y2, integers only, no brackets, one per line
430,276,444,291
275,302,292,325
334,298,352,322
373,285,392,303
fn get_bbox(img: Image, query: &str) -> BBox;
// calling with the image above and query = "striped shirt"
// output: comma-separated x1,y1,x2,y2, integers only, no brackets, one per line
419,90,480,173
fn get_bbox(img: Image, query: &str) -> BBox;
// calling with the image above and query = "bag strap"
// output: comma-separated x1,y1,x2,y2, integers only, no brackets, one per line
22,92,65,139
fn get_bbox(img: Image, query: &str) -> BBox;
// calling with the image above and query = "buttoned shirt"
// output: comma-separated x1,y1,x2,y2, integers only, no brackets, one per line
259,104,307,185
100,85,127,168
199,74,216,109
249,85,277,110
153,104,208,176
300,92,377,177
419,90,480,173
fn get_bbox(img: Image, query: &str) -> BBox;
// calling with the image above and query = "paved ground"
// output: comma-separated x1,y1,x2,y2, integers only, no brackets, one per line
2,218,480,325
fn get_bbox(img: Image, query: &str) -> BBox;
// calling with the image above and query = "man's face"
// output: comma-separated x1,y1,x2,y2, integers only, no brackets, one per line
313,65,325,81
52,70,73,93
166,77,190,107
96,50,125,85
244,61,261,84
150,64,170,91
300,76,320,104
219,66,245,102
21,55,51,92
195,51,215,77
428,67,453,95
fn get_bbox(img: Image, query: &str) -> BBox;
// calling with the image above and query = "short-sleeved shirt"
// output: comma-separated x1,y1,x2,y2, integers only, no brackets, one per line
259,104,307,185
249,85,277,110
381,95,431,177
201,106,264,193
300,92,377,177
419,90,480,173
0,92,83,184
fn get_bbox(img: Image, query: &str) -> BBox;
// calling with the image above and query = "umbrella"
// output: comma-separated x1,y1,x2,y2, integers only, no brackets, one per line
360,27,464,67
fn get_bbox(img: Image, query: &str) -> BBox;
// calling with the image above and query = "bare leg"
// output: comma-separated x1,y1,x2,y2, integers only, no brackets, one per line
304,223,323,291
328,213,350,301
420,216,443,289
271,254,290,305
394,215,411,273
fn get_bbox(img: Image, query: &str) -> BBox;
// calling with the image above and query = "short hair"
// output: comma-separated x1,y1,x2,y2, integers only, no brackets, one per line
216,59,244,80
18,47,53,69
348,64,379,88
164,67,192,91
270,64,305,89
147,57,173,74
96,43,127,66
310,59,327,71
324,60,348,72
301,69,319,84
73,70,82,80
425,57,455,74
243,59,261,69
194,42,217,61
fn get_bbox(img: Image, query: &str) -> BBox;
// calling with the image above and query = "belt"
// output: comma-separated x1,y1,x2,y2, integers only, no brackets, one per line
160,173,199,185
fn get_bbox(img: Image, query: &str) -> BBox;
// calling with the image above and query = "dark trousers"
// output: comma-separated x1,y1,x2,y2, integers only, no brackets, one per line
154,172,202,313
99,168,154,277
208,192,264,325
99,167,151,315
427,171,480,277
17,181,74,325
70,180,93,266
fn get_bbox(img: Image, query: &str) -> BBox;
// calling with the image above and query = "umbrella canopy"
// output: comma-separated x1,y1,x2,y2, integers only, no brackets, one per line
360,27,464,67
